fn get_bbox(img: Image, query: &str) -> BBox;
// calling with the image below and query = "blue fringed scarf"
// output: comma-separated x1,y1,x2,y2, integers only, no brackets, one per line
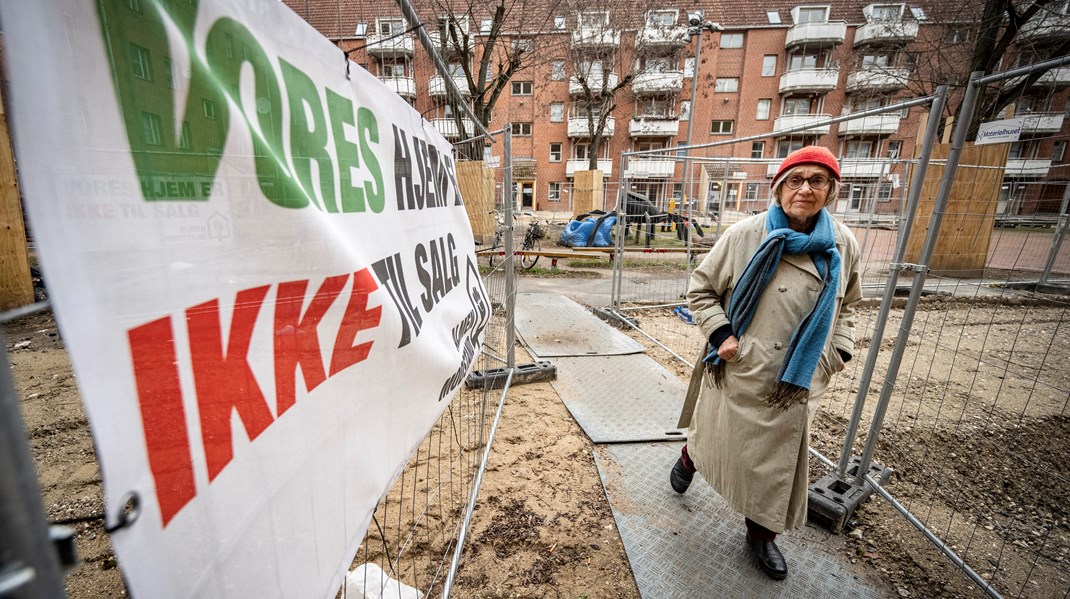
704,204,841,409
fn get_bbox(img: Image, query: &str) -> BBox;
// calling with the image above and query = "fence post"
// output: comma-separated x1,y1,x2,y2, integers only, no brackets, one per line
836,86,947,478
502,127,516,370
611,169,631,312
1039,182,1070,286
0,326,68,598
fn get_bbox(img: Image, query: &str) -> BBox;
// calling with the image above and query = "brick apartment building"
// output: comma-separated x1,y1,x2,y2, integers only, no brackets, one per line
285,0,1070,218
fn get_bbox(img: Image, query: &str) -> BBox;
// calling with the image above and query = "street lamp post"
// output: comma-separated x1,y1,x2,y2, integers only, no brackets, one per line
682,14,722,219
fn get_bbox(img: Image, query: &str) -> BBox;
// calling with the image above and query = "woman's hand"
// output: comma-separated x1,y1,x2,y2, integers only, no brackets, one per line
718,335,740,361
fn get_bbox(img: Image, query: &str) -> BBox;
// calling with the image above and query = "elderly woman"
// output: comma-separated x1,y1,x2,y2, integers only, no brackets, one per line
670,146,862,580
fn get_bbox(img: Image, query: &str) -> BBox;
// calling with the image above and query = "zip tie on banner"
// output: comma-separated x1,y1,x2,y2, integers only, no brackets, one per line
103,491,141,534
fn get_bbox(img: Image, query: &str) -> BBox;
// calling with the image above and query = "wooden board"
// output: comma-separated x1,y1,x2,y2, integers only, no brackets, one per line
572,169,604,217
0,85,33,310
904,143,1008,277
456,160,496,246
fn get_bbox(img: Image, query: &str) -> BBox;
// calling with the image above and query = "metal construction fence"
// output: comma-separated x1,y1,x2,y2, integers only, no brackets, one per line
607,61,1070,598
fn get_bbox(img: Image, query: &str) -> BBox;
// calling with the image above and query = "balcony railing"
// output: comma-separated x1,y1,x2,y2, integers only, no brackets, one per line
379,76,417,99
571,27,621,48
629,118,680,137
838,113,902,135
1036,67,1070,86
845,67,910,92
569,73,620,95
773,113,833,135
568,116,616,137
636,25,690,47
566,158,614,177
1020,14,1070,40
785,21,847,48
1005,158,1053,178
840,160,887,178
364,32,415,55
624,159,675,178
1018,112,1066,134
853,20,919,46
431,118,476,139
428,75,471,97
632,71,685,94
778,68,840,94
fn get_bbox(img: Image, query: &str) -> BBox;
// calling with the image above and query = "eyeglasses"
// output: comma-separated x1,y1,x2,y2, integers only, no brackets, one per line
784,174,830,190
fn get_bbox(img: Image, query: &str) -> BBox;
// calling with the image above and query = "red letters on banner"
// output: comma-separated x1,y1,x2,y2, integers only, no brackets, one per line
127,269,380,526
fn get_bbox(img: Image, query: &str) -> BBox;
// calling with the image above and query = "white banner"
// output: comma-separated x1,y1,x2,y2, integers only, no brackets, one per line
976,117,1024,145
1,1,489,598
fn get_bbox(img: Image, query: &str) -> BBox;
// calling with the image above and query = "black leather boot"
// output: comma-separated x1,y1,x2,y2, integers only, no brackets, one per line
746,532,788,580
669,456,694,493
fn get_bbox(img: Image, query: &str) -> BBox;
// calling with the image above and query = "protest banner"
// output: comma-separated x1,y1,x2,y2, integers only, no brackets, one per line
0,1,489,597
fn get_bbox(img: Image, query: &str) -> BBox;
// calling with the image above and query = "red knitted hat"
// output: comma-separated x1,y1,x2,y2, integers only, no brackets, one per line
770,146,841,188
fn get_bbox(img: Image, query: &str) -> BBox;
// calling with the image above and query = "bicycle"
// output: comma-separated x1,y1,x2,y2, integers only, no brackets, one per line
520,220,545,270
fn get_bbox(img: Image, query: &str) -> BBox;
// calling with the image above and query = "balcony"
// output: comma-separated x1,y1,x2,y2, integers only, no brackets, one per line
629,117,680,137
1019,112,1066,134
567,159,613,177
853,20,919,46
632,71,685,94
1005,158,1053,178
773,114,833,135
1036,67,1070,86
572,27,621,49
1019,14,1070,41
431,118,476,139
636,25,690,48
785,21,847,48
779,68,840,94
840,160,887,178
379,76,416,99
428,75,471,97
364,32,415,56
838,113,902,135
569,73,620,95
568,116,616,137
846,67,909,92
625,159,675,178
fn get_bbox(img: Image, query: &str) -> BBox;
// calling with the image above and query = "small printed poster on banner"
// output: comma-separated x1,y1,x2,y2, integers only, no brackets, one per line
976,118,1024,145
0,1,489,598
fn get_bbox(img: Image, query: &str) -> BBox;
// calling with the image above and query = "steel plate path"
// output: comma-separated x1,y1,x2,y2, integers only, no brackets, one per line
593,443,888,599
548,354,687,443
515,293,644,357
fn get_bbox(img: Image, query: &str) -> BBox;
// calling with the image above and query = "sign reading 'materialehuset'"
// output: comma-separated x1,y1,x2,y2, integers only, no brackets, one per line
1,1,489,597
976,117,1024,145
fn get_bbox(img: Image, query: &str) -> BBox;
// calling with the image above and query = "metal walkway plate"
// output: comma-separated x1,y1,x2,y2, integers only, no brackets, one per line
548,355,687,443
593,443,886,599
515,293,644,357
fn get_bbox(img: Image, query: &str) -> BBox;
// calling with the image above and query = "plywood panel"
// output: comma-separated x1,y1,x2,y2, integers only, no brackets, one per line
0,85,32,310
457,160,495,246
573,169,604,217
904,143,1008,277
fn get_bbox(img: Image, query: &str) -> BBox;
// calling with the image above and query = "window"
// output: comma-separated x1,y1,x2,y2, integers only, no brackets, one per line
550,103,564,122
514,39,534,52
383,63,407,77
845,140,873,159
752,142,765,158
767,10,782,24
511,122,532,136
745,182,760,200
878,182,893,202
788,53,818,71
549,143,563,162
641,57,672,74
579,12,607,28
679,101,691,121
551,61,566,80
512,81,533,95
909,6,927,20
579,60,605,79
549,182,562,201
480,19,492,33
438,16,468,43
684,57,696,78
554,16,566,29
869,4,902,20
762,55,777,77
887,140,902,159
710,120,734,134
141,112,162,146
796,6,829,23
906,53,919,73
130,43,153,81
861,54,890,69
354,23,367,37
946,28,968,44
756,99,772,120
714,78,739,92
202,99,217,120
379,19,404,35
178,121,192,150
637,97,671,117
648,10,677,26
783,97,813,115
720,33,744,48
1053,141,1067,162
778,139,807,158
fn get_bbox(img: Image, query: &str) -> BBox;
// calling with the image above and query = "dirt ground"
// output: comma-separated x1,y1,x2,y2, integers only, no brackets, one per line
10,272,1068,597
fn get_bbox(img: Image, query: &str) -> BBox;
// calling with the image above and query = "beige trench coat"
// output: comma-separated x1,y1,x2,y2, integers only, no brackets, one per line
678,211,862,533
